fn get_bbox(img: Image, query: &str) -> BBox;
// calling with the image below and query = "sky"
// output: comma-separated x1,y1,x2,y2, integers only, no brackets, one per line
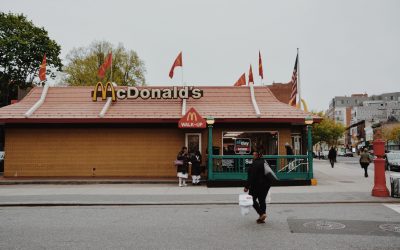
2,0,399,111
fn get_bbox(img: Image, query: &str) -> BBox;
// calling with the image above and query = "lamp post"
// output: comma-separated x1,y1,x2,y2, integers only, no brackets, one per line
206,116,215,181
305,116,314,179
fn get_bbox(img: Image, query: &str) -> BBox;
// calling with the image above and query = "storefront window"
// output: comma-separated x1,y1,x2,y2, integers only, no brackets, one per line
222,131,278,156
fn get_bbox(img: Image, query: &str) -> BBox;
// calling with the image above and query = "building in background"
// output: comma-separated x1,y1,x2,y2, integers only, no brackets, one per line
328,92,400,152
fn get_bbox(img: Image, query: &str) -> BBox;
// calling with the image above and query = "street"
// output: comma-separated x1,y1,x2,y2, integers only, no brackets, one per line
0,204,399,250
0,158,399,249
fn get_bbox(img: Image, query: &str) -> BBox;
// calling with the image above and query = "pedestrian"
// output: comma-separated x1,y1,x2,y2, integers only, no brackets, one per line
285,142,294,168
359,148,372,178
243,150,271,224
328,147,336,168
190,150,202,185
176,146,189,187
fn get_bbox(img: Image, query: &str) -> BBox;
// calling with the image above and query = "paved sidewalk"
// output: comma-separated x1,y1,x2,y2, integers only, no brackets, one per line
0,159,397,206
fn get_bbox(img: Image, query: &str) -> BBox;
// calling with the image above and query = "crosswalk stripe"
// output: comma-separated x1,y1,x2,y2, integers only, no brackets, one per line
384,204,400,214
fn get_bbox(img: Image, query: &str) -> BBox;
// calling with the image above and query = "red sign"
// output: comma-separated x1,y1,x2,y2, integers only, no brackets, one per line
178,108,206,128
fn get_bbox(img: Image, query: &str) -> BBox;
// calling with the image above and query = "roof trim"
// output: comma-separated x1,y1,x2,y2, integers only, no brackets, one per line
0,117,322,124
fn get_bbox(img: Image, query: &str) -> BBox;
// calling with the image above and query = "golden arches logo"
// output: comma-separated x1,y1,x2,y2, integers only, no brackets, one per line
92,82,116,102
187,112,198,122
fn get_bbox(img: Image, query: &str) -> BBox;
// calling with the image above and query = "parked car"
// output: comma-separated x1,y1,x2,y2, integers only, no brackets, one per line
344,149,354,157
386,151,400,172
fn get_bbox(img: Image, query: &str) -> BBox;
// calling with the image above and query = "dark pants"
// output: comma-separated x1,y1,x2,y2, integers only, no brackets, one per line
250,186,271,215
360,163,369,177
329,158,335,168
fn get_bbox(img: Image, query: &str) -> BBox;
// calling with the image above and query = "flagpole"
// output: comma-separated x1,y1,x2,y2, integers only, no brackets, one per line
110,50,113,83
297,48,301,110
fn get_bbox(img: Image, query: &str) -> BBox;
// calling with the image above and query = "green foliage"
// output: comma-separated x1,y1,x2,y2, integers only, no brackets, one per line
0,12,62,104
312,114,345,146
64,41,146,86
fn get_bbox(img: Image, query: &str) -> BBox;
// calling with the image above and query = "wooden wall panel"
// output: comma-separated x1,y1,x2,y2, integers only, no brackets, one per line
4,127,185,177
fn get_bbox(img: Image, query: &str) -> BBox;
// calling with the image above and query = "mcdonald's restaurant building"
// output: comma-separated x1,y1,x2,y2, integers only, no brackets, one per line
0,83,319,182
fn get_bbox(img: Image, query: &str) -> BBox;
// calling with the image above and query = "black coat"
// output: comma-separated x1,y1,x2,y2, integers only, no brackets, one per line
190,153,202,175
245,158,270,194
328,148,336,160
177,152,189,173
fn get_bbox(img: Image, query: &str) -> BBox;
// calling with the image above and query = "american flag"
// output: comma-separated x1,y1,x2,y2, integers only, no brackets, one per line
289,53,298,107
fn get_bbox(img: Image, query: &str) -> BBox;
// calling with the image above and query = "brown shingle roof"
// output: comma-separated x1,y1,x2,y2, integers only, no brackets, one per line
0,85,319,124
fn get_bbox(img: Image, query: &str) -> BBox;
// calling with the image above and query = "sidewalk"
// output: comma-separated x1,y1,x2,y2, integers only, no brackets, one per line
0,159,397,206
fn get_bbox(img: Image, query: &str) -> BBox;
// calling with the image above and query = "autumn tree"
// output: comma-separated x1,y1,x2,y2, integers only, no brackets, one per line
64,41,146,86
0,12,62,106
383,124,400,142
312,112,346,146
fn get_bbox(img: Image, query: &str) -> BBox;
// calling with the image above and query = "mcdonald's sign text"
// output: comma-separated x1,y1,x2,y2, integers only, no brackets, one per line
92,83,203,102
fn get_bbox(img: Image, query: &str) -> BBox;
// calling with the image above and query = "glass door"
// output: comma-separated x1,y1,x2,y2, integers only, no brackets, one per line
185,133,202,154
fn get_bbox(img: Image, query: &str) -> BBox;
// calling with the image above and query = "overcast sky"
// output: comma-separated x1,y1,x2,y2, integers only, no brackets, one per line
2,0,399,111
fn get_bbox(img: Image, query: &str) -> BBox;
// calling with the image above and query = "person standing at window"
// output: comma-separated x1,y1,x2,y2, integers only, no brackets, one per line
176,147,189,187
190,150,202,185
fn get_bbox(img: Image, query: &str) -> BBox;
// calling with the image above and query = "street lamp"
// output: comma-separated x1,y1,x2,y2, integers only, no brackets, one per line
206,116,215,181
206,116,215,126
305,115,314,180
305,115,314,125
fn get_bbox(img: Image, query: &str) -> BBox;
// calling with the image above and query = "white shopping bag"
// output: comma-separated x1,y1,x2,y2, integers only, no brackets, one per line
266,191,272,204
239,193,253,216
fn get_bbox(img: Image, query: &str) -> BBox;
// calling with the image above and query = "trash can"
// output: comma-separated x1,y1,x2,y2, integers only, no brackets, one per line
390,173,400,198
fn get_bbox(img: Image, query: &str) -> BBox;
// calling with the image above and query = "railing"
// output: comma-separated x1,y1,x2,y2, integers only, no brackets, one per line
208,155,312,181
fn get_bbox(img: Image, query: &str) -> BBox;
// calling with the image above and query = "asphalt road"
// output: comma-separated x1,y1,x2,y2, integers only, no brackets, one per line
1,204,399,250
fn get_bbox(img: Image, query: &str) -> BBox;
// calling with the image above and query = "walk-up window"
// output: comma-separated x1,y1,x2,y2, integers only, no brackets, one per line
222,131,278,155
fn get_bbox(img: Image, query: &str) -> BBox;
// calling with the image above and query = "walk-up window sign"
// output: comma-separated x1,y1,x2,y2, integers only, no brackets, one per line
234,138,251,154
178,108,206,129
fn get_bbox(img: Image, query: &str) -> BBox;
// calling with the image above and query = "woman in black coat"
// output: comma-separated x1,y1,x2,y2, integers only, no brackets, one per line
244,151,271,224
190,150,202,185
176,147,189,187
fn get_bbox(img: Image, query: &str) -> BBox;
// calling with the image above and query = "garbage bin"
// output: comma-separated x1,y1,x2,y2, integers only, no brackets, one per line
390,172,400,198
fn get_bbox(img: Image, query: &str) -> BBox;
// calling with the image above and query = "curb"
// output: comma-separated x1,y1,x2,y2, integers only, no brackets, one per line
1,200,399,207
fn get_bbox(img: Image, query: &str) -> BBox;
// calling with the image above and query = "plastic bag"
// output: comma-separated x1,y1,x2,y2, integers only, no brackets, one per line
266,191,272,204
239,193,253,216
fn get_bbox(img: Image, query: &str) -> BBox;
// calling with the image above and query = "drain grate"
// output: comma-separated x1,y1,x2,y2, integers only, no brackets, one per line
303,220,346,230
379,224,400,233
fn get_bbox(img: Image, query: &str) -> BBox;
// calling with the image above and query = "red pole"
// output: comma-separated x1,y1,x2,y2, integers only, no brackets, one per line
371,139,389,197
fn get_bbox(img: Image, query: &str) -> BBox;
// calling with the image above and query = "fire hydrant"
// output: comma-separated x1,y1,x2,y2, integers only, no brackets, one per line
372,139,389,197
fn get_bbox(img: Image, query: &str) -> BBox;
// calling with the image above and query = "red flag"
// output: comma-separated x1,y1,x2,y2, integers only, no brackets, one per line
169,52,183,79
289,53,298,107
98,52,112,79
258,51,264,79
248,65,254,84
234,73,246,86
39,54,46,81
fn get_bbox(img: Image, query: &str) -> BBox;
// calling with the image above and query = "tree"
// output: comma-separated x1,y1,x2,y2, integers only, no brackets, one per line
64,41,146,86
383,124,400,142
0,12,62,106
312,113,345,146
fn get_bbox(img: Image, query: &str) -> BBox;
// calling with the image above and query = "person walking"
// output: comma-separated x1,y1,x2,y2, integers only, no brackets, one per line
244,150,271,224
359,148,372,178
328,147,337,168
190,150,202,185
176,147,189,187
